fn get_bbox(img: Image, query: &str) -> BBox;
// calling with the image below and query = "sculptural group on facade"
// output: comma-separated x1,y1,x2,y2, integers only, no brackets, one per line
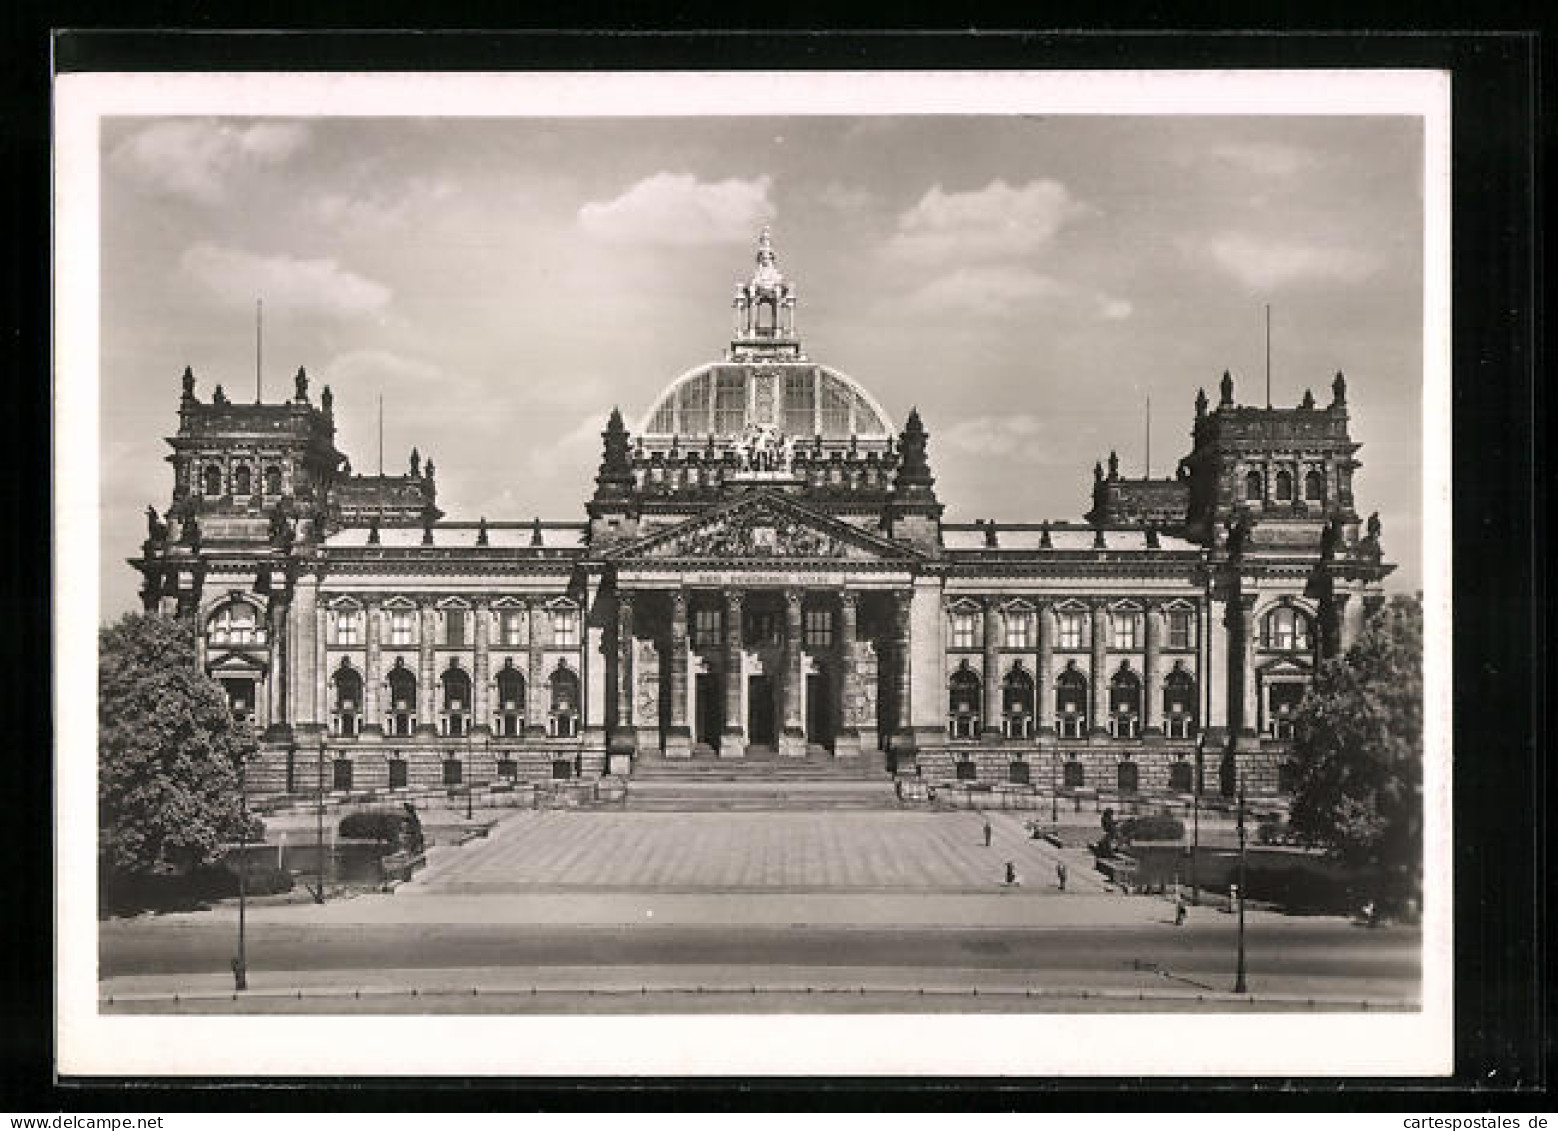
729,423,795,474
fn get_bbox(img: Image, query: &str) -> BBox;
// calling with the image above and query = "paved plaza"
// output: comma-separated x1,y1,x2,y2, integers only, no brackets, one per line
409,808,1106,894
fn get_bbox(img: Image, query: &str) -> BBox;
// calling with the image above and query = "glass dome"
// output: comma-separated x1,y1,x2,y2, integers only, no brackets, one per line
639,362,893,442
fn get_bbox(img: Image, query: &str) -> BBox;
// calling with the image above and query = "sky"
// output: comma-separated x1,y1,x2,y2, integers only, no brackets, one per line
98,114,1424,617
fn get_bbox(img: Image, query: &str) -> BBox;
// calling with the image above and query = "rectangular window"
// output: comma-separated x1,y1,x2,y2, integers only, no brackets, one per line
950,612,979,650
748,611,780,647
805,608,833,648
1167,610,1194,650
693,607,721,648
715,370,745,435
1056,611,1087,650
784,371,815,435
678,372,711,436
389,610,415,646
820,377,851,434
1111,612,1141,651
1004,611,1033,649
334,611,360,646
500,610,525,647
551,608,579,648
444,610,466,647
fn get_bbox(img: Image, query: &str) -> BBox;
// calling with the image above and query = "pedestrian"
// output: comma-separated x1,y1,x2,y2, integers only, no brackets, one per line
894,778,903,802
1174,893,1187,926
983,817,992,847
1003,861,1018,886
1056,861,1068,891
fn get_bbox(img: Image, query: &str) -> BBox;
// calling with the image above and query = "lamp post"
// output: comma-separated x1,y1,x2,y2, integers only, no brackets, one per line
1191,733,1203,906
1233,771,1248,995
232,742,249,991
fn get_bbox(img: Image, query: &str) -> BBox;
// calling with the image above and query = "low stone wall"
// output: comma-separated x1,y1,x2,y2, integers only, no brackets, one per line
246,743,609,798
913,744,1287,797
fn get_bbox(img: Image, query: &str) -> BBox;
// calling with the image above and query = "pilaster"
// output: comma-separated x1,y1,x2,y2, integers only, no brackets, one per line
1089,600,1109,738
834,590,864,757
779,589,807,757
416,602,437,735
1143,602,1163,736
361,598,383,740
1237,593,1260,750
526,600,547,738
720,589,746,757
472,598,491,737
665,589,691,758
610,591,636,754
981,599,1003,738
1036,601,1056,739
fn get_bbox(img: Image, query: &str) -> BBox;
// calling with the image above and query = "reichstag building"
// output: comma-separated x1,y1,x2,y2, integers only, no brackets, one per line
132,230,1394,798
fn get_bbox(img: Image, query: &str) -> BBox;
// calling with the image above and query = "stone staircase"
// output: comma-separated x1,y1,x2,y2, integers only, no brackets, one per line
624,747,897,810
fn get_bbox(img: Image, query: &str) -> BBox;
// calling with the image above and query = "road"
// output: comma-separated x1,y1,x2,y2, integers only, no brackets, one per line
100,917,1419,1010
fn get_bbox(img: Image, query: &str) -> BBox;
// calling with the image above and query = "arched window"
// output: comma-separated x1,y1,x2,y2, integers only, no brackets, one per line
1117,760,1140,795
207,601,260,647
1163,665,1198,739
495,662,526,737
332,665,362,737
948,664,981,739
1109,666,1142,738
441,666,472,737
549,666,580,738
1303,469,1325,502
387,662,417,736
1245,469,1264,501
1055,664,1088,738
233,465,252,496
1262,606,1313,652
1274,469,1294,502
1001,665,1035,738
203,464,223,496
264,465,283,496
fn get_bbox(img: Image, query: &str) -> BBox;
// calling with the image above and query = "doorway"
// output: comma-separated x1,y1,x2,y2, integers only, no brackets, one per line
695,672,722,749
806,671,833,749
747,674,775,746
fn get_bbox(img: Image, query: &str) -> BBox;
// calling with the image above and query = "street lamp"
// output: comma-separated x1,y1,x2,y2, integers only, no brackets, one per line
1233,771,1249,995
232,742,249,991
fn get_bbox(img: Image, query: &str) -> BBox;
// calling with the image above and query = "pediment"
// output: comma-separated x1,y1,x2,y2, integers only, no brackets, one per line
605,491,920,564
206,650,269,674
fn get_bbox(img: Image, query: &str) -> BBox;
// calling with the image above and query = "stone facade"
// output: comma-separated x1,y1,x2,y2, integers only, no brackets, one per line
131,231,1394,800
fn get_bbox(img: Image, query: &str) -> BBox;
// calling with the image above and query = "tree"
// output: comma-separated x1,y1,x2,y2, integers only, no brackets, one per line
99,612,258,878
1287,594,1423,915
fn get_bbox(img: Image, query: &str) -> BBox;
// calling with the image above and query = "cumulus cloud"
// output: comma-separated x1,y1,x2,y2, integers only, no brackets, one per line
578,173,775,245
111,120,311,205
816,182,875,214
1208,141,1313,178
309,177,458,233
886,178,1089,262
902,264,1131,323
939,413,1049,457
1207,232,1381,289
180,244,391,316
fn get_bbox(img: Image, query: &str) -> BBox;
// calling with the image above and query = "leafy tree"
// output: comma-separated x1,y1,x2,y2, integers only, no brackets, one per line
1287,594,1423,915
99,612,259,878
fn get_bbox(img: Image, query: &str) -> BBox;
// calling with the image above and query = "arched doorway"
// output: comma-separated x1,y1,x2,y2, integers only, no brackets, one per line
549,665,580,738
332,664,362,737
948,663,981,739
1002,664,1035,738
387,663,416,736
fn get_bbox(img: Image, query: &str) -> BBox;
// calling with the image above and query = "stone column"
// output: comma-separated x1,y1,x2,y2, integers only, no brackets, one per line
472,599,491,736
1238,594,1260,748
665,589,691,758
526,600,547,738
888,589,913,753
610,592,636,753
417,603,437,735
1205,592,1231,746
982,599,1003,738
834,590,863,757
719,589,746,757
1036,601,1056,740
1143,602,1162,736
314,603,329,733
265,593,291,737
1089,600,1109,737
362,599,383,739
779,589,807,757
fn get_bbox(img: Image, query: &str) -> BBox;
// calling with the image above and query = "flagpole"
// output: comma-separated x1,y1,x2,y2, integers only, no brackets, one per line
255,299,263,404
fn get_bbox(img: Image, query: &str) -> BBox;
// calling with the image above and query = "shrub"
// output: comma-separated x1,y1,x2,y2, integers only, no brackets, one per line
242,864,294,896
1256,818,1287,846
339,809,407,844
1238,865,1350,915
1118,813,1185,843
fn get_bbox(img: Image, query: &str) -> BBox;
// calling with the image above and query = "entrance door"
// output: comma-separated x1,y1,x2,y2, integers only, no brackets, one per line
694,672,721,749
747,674,775,746
806,671,833,749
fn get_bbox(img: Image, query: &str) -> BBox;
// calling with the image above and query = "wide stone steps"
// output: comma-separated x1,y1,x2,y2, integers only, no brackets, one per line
624,778,898,811
631,753,890,783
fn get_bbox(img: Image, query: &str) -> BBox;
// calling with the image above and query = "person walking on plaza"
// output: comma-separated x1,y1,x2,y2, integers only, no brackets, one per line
1174,893,1187,926
1056,861,1068,891
1004,861,1020,887
983,817,992,847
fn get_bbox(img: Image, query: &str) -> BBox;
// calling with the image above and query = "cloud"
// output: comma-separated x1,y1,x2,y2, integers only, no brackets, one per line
901,264,1131,323
886,178,1088,262
939,413,1049,457
309,177,458,233
816,182,875,214
1206,232,1381,289
578,173,775,245
180,244,391,316
1208,141,1312,178
111,120,311,205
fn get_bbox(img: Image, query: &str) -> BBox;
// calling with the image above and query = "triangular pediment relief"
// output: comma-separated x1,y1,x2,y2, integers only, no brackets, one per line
606,491,920,564
206,650,269,674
